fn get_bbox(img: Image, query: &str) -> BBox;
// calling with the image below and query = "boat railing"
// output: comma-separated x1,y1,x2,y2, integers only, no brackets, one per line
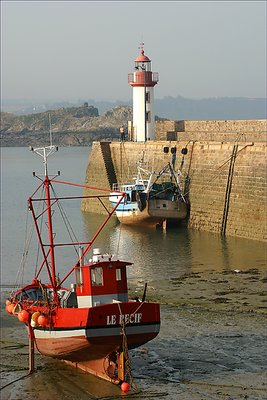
112,182,135,191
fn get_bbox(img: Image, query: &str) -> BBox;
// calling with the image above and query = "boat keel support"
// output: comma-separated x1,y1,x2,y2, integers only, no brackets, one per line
63,351,125,385
117,351,125,381
28,325,35,374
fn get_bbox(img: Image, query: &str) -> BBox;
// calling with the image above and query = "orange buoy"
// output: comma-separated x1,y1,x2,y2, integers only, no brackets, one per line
121,381,130,393
37,314,47,327
18,309,30,323
31,311,41,327
7,303,15,314
32,311,41,323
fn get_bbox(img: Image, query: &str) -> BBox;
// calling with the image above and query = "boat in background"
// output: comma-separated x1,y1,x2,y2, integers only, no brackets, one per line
109,162,188,228
5,145,160,391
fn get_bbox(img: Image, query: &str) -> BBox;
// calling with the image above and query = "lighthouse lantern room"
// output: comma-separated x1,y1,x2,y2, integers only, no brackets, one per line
128,45,159,142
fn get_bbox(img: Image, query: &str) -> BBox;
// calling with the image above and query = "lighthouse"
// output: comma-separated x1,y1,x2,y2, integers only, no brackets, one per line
128,45,159,142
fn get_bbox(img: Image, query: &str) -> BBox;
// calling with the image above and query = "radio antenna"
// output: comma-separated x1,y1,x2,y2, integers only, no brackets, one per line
29,113,58,176
49,113,53,146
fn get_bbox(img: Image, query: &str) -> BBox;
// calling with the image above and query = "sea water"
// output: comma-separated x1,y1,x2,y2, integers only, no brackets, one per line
1,146,265,286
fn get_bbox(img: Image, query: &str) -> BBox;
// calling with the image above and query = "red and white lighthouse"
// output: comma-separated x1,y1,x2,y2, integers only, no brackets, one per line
128,45,159,142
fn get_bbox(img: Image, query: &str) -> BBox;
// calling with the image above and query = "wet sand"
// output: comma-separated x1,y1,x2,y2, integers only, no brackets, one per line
1,268,267,399
130,267,267,314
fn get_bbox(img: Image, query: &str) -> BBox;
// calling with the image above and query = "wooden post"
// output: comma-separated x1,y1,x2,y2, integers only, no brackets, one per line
28,324,35,373
117,351,125,381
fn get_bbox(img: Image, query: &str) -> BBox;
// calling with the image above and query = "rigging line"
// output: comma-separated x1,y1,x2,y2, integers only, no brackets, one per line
221,144,238,236
50,185,80,256
187,153,233,190
202,134,251,174
115,202,125,257
13,186,44,291
184,137,238,183
182,142,254,198
0,372,33,392
50,186,78,244
13,208,30,290
34,185,46,276
117,303,137,391
120,141,122,183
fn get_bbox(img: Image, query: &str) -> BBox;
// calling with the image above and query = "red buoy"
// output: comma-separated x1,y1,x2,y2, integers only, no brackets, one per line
18,309,30,323
37,315,47,327
6,299,11,306
121,381,130,393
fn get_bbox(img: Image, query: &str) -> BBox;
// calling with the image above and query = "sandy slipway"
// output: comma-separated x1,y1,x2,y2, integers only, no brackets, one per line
1,268,267,400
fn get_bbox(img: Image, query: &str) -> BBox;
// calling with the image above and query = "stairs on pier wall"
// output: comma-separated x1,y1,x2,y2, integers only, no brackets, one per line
100,142,117,189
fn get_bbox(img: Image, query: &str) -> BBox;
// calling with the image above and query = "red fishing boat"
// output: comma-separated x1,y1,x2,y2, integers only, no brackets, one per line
5,145,160,390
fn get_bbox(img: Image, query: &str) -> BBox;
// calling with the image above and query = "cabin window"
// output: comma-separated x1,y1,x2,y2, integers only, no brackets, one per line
91,267,103,286
75,267,83,287
116,268,122,281
16,288,44,302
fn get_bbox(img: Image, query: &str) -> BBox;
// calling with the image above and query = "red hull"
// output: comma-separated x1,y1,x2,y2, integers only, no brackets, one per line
33,301,160,364
34,330,159,360
33,302,160,382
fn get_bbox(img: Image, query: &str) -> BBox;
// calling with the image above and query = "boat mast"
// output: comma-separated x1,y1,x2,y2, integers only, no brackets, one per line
30,145,58,289
45,174,57,288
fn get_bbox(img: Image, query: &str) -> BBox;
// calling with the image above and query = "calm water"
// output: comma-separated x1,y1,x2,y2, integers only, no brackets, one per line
1,146,266,286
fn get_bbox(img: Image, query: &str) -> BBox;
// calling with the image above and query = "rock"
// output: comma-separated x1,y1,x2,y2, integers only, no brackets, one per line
0,105,133,146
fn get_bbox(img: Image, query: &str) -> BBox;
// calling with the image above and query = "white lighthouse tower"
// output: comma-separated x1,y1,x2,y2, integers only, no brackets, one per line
128,45,159,141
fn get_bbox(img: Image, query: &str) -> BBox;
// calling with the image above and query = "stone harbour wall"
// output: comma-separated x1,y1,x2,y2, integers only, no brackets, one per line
185,141,266,241
81,137,266,242
155,119,267,143
81,142,112,214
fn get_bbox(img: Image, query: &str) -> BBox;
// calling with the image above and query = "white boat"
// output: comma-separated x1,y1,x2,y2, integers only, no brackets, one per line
109,162,188,227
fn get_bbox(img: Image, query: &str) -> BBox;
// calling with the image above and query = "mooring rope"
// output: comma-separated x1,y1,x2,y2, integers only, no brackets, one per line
117,302,143,391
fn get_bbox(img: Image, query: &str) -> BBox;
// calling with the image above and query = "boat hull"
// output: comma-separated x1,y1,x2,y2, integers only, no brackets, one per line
32,301,159,382
34,323,160,360
115,208,163,227
110,199,187,226
148,198,188,220
109,195,162,226
33,301,160,360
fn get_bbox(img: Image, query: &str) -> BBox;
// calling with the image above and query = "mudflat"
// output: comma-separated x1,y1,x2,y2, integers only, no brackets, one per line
1,268,266,399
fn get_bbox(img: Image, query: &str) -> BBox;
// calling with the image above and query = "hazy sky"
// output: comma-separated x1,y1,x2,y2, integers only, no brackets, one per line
1,1,266,102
